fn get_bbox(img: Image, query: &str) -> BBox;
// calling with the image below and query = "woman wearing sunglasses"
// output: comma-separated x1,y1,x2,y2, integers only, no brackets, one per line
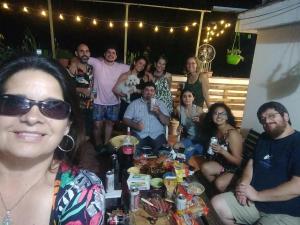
0,56,105,224
199,102,243,193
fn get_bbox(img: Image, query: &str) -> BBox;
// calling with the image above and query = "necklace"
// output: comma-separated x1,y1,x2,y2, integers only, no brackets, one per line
0,175,44,225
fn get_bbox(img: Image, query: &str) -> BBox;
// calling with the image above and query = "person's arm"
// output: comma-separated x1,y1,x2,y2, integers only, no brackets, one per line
199,73,210,108
112,72,129,97
254,176,300,201
235,159,254,205
212,130,243,166
123,118,144,131
151,102,170,126
165,72,172,89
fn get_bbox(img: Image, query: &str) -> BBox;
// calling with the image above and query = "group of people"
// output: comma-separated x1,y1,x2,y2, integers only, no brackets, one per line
68,43,211,154
0,43,299,225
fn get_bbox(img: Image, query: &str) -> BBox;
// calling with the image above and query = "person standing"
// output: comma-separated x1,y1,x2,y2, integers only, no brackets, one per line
71,46,129,146
68,43,94,139
211,102,300,225
184,56,210,109
152,55,173,114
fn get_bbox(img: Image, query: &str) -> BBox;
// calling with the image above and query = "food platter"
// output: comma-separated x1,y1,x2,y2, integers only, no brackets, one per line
109,135,139,149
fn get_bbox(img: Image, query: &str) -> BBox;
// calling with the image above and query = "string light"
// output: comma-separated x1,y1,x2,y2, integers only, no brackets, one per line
2,3,9,9
0,2,235,35
23,6,29,13
59,14,64,20
76,16,81,22
92,19,97,25
41,10,47,17
203,39,208,43
209,37,212,41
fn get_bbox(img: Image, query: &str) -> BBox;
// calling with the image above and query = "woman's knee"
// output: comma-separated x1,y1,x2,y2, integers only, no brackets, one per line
215,178,229,192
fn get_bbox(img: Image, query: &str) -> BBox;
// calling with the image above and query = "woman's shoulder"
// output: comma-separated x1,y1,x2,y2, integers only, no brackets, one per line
226,127,242,139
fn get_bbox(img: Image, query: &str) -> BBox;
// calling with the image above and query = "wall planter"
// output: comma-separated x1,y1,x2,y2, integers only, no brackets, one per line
227,33,244,65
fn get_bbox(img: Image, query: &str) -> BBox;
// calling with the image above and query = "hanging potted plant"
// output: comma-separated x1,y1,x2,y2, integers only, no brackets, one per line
227,32,244,65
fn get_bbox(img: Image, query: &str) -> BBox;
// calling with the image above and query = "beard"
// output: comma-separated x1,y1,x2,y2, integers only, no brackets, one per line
80,55,89,63
264,122,287,139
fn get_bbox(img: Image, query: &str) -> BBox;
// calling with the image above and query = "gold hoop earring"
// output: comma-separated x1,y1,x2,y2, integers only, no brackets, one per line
58,134,75,152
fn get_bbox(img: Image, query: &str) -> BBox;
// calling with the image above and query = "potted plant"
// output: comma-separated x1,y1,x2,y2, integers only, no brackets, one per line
227,33,244,65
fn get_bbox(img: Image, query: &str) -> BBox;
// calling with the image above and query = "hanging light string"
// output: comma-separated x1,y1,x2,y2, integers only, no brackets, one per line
1,2,232,38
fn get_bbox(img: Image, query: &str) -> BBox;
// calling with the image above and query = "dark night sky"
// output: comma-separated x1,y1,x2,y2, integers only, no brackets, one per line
0,0,260,77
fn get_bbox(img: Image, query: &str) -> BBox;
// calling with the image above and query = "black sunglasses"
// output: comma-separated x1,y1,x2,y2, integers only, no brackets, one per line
0,94,71,120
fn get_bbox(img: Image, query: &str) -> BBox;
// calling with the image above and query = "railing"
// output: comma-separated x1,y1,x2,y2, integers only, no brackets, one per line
171,75,249,127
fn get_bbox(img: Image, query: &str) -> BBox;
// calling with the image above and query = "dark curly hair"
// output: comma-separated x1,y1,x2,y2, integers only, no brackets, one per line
201,102,237,146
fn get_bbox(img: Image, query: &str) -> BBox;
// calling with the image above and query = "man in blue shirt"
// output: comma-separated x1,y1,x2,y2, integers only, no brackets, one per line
211,102,300,225
123,82,170,155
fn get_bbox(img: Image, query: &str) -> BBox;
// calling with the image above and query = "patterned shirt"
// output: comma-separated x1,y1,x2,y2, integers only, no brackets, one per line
70,64,94,109
124,97,169,139
50,162,105,225
154,74,173,113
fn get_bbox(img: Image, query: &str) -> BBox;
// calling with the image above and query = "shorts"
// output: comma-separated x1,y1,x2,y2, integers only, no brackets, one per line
222,192,300,225
93,104,120,121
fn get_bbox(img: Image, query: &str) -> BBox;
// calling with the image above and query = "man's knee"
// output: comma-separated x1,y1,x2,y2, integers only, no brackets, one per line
94,121,103,129
211,193,232,219
201,162,211,175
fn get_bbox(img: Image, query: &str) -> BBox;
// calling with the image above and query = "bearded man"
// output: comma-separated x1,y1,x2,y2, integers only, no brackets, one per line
211,102,300,225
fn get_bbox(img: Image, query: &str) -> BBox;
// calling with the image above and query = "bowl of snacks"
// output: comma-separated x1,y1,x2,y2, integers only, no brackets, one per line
187,182,205,196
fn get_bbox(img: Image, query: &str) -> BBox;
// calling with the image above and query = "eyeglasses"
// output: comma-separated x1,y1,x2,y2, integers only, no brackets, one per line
0,94,71,120
259,112,280,124
213,111,227,117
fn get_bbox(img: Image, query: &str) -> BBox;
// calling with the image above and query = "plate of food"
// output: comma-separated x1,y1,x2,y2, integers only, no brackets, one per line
187,182,205,196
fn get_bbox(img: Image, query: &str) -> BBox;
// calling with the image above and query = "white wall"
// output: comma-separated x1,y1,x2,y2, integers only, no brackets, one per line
241,24,300,133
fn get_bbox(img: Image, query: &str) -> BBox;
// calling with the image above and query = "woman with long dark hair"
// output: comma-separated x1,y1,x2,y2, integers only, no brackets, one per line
0,55,105,224
113,56,148,119
200,102,243,192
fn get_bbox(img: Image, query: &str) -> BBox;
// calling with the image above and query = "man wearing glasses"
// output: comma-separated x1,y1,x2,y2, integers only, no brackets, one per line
211,102,300,225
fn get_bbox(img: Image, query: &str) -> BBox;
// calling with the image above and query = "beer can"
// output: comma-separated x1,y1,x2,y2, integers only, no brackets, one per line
106,170,114,192
129,187,140,211
176,194,187,215
207,137,218,155
150,98,156,111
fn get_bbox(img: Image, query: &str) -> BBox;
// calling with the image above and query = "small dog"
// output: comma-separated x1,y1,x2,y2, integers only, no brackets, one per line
116,74,140,103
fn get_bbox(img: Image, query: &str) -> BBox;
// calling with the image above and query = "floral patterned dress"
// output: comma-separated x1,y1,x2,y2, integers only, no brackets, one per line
49,162,105,225
154,74,173,113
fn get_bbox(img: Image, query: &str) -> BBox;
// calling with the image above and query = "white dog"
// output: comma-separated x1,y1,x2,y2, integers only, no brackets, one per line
116,74,140,103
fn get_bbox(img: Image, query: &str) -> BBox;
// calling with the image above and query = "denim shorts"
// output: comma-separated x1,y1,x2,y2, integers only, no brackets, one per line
93,104,120,121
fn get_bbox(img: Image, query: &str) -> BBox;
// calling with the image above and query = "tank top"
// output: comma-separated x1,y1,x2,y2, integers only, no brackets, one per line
185,74,204,107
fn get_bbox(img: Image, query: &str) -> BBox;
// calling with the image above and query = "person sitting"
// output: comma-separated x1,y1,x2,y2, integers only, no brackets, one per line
199,102,243,192
0,55,105,224
173,89,204,161
123,82,170,155
211,102,300,225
